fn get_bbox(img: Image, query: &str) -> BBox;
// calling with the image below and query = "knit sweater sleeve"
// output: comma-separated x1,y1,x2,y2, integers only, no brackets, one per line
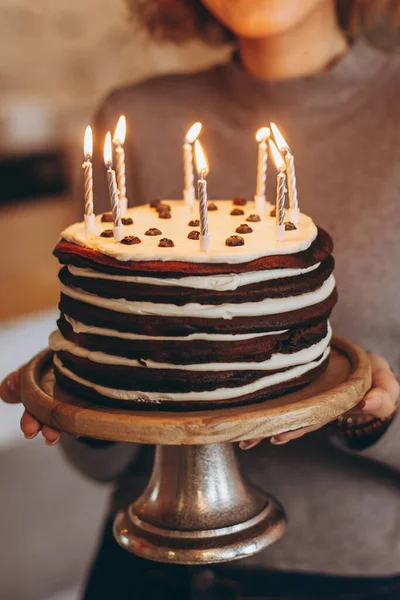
59,436,141,483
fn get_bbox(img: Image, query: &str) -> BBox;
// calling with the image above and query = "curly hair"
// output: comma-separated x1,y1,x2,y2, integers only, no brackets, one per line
127,0,400,44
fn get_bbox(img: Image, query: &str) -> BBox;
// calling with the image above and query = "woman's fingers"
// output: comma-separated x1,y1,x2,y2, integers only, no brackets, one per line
41,425,62,446
1,370,63,445
20,410,62,445
359,354,399,419
239,437,263,450
239,419,330,450
270,420,331,445
0,370,22,404
20,410,42,439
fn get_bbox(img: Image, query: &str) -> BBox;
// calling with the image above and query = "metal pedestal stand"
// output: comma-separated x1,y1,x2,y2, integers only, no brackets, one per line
114,443,285,564
20,337,371,565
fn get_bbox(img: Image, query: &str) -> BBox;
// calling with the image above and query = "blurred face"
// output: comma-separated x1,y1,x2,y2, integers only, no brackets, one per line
201,0,330,38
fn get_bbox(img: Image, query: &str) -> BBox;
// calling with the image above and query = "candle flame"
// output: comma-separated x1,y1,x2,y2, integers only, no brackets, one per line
269,140,286,172
84,125,93,160
271,122,289,152
255,127,270,143
194,139,209,177
103,132,113,168
185,121,202,144
113,115,126,145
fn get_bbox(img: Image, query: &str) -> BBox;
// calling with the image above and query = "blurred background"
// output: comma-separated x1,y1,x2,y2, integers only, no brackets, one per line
0,2,227,599
0,2,398,599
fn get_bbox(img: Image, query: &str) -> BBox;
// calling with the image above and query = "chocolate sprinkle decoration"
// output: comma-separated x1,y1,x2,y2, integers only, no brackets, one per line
158,238,174,248
230,208,245,216
100,229,113,238
188,230,200,240
145,228,162,236
270,207,277,217
236,223,253,234
225,235,245,247
208,202,218,211
285,221,297,231
156,203,171,213
188,219,200,227
122,217,133,225
150,199,162,208
158,211,172,219
246,214,261,222
101,213,113,223
120,236,141,245
233,196,247,206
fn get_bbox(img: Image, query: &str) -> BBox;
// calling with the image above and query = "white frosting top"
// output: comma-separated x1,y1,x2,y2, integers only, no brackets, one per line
61,200,318,264
67,262,321,292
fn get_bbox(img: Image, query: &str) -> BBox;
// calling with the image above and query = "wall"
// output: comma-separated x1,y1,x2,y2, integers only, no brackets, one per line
0,0,229,320
0,0,227,142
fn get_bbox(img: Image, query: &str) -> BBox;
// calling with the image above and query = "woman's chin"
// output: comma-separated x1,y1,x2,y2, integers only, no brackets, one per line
202,0,325,39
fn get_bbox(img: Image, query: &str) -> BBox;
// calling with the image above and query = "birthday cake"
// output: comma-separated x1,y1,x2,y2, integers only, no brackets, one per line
50,199,337,410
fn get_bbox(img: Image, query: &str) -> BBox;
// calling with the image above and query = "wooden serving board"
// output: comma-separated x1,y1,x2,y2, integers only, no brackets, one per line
20,337,371,445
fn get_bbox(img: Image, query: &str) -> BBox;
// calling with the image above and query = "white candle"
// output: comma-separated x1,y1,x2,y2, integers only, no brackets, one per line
254,127,270,213
183,122,202,206
82,125,96,237
269,139,287,241
194,139,210,252
113,115,128,215
104,132,124,242
271,123,299,224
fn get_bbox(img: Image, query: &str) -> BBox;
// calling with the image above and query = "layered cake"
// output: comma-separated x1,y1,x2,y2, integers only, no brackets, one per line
50,199,337,410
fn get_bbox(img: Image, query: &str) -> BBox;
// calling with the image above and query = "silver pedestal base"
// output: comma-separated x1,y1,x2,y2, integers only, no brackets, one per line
113,443,286,565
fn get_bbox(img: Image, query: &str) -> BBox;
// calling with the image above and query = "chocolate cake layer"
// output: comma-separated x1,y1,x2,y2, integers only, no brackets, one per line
58,350,309,392
58,256,334,306
54,228,333,277
53,204,337,409
59,289,337,336
53,356,329,411
57,316,328,364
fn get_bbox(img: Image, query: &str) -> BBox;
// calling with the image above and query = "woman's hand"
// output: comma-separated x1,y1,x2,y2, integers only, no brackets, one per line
0,369,63,446
240,353,399,450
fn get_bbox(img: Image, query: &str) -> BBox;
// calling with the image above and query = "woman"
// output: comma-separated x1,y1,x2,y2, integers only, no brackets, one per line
1,1,400,598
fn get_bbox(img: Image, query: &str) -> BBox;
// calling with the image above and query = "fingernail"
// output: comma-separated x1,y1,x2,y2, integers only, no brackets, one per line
6,372,18,393
360,396,381,411
45,438,60,447
239,440,260,450
24,432,38,440
270,437,289,445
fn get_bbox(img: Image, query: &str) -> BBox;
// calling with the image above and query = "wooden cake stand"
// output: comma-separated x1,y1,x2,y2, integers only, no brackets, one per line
20,336,371,565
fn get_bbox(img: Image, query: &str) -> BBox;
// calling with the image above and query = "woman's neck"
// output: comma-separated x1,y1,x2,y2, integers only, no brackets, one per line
238,0,349,81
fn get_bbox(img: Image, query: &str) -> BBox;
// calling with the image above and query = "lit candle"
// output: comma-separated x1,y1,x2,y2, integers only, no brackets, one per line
271,123,299,224
82,125,96,237
113,115,128,215
194,139,210,252
183,122,202,206
254,127,270,213
104,132,124,242
269,140,287,242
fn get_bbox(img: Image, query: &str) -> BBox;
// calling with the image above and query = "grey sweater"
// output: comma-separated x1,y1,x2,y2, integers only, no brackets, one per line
61,39,400,577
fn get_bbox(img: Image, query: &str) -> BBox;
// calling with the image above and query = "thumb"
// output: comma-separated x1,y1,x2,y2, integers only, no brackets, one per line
0,370,22,404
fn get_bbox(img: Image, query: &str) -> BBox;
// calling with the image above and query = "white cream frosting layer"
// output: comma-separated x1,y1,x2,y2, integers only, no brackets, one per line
61,200,318,264
60,274,335,319
67,263,321,292
49,325,331,371
53,347,330,403
63,315,288,341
